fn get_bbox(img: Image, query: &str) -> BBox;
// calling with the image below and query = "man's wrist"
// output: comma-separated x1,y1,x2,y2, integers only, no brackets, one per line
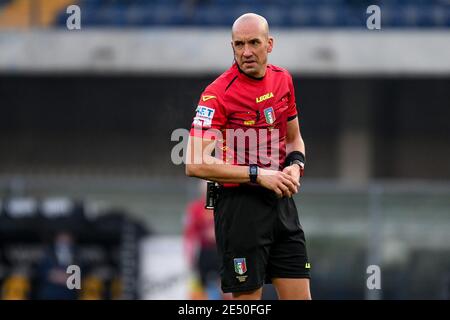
291,160,305,177
284,151,306,177
291,159,304,169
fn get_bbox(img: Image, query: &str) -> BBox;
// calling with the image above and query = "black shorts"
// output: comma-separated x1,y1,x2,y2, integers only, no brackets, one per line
214,185,310,293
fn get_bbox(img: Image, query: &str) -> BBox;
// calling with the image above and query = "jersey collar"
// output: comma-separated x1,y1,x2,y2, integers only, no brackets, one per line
236,63,267,82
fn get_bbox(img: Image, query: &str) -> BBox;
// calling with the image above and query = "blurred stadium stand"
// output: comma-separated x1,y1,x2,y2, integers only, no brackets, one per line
0,0,449,29
0,0,449,300
0,195,150,299
54,0,450,29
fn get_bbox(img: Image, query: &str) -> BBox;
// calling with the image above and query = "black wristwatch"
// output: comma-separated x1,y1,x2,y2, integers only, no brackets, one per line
249,164,258,183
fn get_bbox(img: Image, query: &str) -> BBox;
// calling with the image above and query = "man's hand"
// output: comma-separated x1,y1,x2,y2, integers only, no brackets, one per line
282,164,302,191
257,168,300,198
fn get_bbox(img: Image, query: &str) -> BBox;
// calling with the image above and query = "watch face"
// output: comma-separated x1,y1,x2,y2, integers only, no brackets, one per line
249,165,258,183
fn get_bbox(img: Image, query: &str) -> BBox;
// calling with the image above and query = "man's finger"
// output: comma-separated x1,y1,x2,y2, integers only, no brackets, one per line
281,171,300,186
277,182,291,197
274,187,283,198
280,175,298,194
289,173,301,187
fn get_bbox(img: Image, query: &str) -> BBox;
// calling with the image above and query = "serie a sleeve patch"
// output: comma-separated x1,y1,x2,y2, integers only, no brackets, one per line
193,105,215,128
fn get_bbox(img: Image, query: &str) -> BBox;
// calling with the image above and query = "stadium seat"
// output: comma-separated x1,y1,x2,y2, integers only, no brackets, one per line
16,0,450,30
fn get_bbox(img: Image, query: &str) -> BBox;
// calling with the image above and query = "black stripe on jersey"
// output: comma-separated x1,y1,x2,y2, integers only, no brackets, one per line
287,115,297,121
225,75,238,92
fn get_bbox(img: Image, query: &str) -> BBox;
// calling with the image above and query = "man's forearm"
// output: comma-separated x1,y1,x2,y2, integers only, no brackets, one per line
286,136,305,157
285,117,306,158
186,152,252,183
186,137,253,183
186,162,251,183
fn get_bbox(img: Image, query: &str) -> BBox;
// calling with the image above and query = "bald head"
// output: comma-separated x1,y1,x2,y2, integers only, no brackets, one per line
232,13,269,40
231,13,273,78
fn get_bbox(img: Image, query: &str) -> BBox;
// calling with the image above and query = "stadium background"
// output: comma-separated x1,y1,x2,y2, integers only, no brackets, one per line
0,0,449,299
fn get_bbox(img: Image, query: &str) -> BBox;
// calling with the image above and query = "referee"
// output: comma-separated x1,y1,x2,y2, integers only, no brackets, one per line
186,13,311,300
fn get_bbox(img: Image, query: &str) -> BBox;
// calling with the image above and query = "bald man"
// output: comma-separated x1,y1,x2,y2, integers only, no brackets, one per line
186,13,311,300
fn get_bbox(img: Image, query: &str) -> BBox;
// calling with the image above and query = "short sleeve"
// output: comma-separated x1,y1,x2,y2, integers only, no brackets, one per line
189,91,226,138
287,74,298,120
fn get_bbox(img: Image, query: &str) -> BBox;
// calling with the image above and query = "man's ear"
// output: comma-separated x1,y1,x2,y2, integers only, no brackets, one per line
267,36,274,53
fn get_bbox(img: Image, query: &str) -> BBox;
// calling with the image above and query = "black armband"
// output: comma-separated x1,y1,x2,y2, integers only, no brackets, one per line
284,151,306,167
284,151,306,177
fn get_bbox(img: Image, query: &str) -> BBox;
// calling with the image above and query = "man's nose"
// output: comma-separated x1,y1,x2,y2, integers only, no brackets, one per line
243,45,252,57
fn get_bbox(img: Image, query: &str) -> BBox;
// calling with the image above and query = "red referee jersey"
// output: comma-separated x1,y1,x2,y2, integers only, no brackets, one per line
189,63,298,170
